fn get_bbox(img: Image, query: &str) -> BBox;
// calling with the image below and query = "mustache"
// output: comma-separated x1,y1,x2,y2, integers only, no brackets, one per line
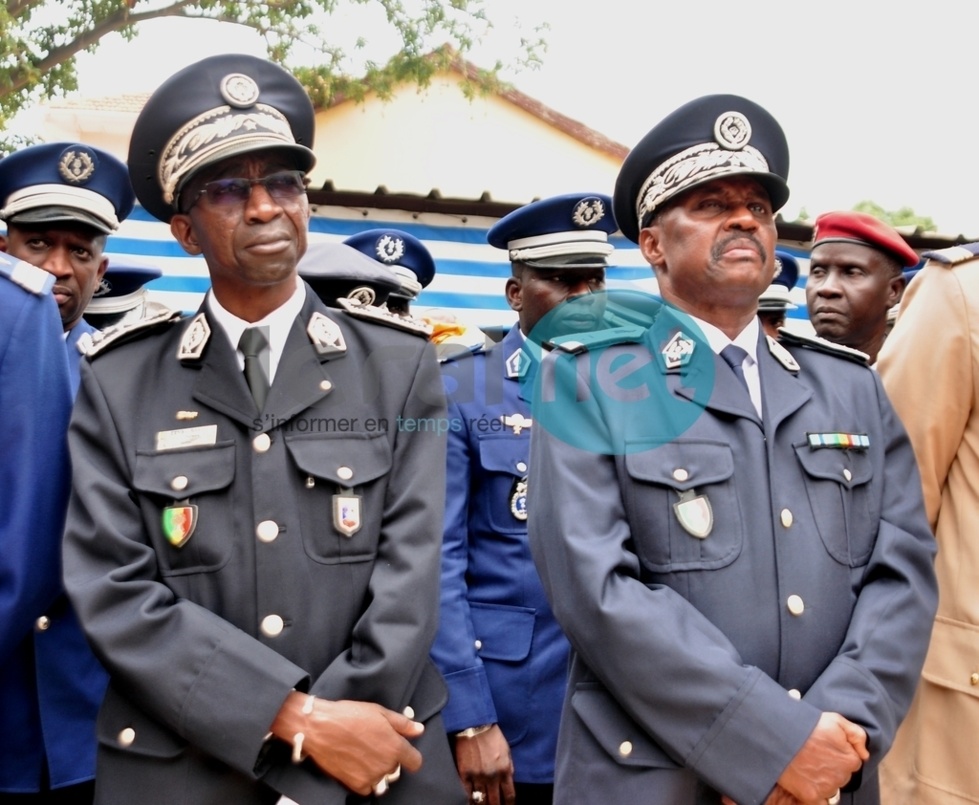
711,234,769,265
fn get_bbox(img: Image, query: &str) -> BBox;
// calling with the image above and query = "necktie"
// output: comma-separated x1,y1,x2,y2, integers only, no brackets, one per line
239,327,270,411
720,344,750,394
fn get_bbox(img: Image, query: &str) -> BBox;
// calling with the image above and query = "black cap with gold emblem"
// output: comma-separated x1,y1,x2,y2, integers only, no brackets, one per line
128,53,316,222
612,94,790,243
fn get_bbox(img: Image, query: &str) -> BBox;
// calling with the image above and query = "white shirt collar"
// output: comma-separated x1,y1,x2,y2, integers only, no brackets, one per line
207,276,306,383
685,313,763,417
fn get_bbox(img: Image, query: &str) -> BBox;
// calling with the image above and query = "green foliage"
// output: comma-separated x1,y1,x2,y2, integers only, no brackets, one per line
0,0,545,133
853,200,937,232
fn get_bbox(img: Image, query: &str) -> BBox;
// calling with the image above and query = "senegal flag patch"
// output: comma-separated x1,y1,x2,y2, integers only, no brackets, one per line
162,504,198,548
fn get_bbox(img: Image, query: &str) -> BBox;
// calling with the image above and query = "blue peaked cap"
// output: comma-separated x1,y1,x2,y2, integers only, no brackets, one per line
343,228,436,299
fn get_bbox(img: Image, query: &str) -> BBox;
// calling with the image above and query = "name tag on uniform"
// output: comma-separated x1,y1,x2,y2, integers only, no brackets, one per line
155,425,218,452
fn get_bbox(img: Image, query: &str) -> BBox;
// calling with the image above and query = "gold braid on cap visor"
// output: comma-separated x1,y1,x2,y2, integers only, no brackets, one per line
635,142,769,226
159,104,299,207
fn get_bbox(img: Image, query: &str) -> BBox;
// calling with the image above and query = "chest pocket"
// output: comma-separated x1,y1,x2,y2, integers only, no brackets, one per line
794,445,876,566
476,435,531,534
285,432,392,564
623,440,741,572
133,442,236,575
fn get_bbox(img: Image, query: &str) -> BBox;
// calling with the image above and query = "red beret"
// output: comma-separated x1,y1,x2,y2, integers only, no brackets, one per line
811,211,919,268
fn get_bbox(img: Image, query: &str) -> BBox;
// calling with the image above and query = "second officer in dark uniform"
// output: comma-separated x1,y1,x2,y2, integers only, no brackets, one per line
62,54,464,805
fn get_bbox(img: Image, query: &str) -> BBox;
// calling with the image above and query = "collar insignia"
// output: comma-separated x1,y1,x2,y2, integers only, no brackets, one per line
505,347,529,379
177,313,211,361
661,331,696,370
307,311,347,356
766,335,800,372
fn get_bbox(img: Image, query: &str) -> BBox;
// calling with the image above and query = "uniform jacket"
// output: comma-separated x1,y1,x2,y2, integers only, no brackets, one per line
527,307,938,805
877,244,979,804
0,262,105,794
62,286,464,805
431,325,570,783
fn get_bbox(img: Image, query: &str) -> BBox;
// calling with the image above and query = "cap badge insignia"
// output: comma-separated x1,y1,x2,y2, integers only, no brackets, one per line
502,413,532,435
713,111,752,151
347,286,377,307
333,492,362,537
162,503,198,548
375,234,406,264
307,311,347,356
177,313,211,361
510,477,528,521
220,73,261,108
572,197,606,228
58,148,96,184
674,489,713,539
661,331,696,370
93,277,112,297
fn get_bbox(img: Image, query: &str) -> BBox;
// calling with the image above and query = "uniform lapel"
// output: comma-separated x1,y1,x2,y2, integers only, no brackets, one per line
756,331,811,429
190,311,259,429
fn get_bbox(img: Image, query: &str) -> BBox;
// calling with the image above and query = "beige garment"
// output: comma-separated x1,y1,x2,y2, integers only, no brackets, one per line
878,252,979,804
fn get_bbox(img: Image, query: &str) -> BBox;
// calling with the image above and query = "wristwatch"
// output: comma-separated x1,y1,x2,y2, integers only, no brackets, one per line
455,724,494,739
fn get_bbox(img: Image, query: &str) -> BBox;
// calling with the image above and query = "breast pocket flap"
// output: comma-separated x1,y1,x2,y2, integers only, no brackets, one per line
470,602,535,661
133,442,236,496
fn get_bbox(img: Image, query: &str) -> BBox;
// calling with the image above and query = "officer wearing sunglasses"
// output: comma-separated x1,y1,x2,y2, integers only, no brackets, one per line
62,53,464,805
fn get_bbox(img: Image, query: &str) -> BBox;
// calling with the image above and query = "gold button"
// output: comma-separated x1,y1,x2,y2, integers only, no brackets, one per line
320,380,333,392
337,466,354,481
474,639,483,650
843,468,852,482
787,595,805,616
256,520,279,543
171,475,189,492
788,688,801,700
118,727,136,747
780,508,793,528
35,615,50,631
672,468,689,482
261,614,284,637
253,433,271,453
516,461,528,474
618,740,633,757
402,706,415,719
971,672,979,686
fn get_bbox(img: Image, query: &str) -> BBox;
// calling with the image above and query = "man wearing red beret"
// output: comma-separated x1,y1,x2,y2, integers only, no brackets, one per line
806,211,920,364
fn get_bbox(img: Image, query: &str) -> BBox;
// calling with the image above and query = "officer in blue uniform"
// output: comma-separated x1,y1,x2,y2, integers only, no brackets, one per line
0,141,136,391
0,145,134,804
756,249,799,338
432,193,616,805
83,256,165,330
343,228,436,317
298,239,403,308
526,96,938,804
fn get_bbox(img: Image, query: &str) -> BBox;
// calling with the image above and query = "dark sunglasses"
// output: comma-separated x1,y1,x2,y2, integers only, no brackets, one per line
184,170,308,211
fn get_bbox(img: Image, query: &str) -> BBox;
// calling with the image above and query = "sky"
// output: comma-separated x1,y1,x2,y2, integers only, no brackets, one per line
47,0,979,237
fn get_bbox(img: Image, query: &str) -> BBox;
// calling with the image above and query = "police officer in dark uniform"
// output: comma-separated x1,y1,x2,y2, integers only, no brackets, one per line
62,53,464,805
432,193,616,805
343,228,436,318
526,95,937,805
298,240,402,309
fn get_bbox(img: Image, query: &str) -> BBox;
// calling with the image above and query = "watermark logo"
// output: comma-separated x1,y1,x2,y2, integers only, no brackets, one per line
519,290,717,455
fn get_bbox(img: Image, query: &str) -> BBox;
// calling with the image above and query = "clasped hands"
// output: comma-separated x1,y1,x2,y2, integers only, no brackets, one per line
721,711,868,805
270,691,424,797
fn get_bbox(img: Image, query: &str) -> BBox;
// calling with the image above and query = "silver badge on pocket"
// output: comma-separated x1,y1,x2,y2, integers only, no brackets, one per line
673,489,713,539
333,492,362,537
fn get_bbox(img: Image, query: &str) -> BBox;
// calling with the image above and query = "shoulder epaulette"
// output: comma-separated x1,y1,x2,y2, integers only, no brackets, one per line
921,242,979,266
336,298,433,338
777,328,869,366
547,324,647,355
0,257,54,295
78,308,184,358
437,341,485,364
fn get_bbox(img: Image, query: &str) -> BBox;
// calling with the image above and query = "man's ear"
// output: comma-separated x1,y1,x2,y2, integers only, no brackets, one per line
505,274,522,313
887,274,907,308
170,214,202,256
639,226,663,268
